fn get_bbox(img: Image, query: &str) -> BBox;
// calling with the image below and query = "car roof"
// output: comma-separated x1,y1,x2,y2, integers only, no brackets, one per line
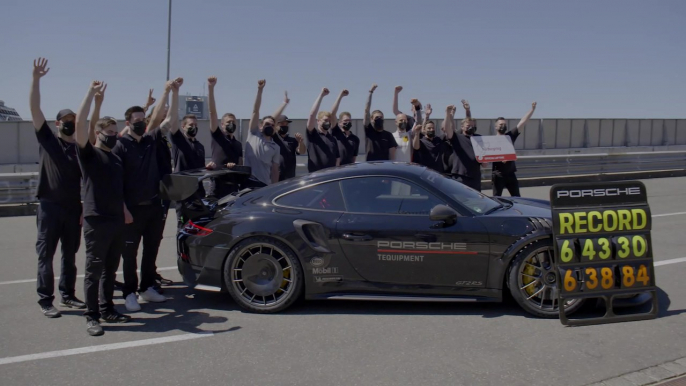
283,161,427,186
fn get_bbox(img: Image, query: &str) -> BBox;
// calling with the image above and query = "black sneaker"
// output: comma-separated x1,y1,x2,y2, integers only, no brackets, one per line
41,305,62,318
155,273,173,286
60,296,86,309
101,310,131,323
87,319,104,336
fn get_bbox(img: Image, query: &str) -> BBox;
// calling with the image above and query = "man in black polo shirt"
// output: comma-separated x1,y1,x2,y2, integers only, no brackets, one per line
412,104,445,173
28,58,86,318
444,105,484,191
363,84,397,161
207,77,242,171
329,89,360,165
112,103,168,312
273,114,305,180
491,102,537,197
74,80,131,336
306,88,340,172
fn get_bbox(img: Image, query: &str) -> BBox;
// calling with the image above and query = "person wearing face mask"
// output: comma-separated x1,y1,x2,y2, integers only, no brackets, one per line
74,80,132,336
491,102,537,197
273,114,305,181
329,89,360,165
363,84,398,161
392,86,424,162
305,88,341,172
412,104,444,173
111,98,170,312
243,79,282,185
28,58,86,318
444,103,483,191
207,77,243,169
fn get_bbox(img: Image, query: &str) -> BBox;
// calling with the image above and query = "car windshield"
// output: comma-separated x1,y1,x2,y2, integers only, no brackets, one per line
420,169,502,215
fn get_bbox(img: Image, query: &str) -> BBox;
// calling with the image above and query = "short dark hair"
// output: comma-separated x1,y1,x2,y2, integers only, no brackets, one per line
261,115,275,124
125,106,145,122
182,114,197,125
222,113,236,120
426,120,435,125
496,117,506,121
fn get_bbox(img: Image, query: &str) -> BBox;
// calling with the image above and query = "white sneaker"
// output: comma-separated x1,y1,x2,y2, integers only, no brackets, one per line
125,293,141,312
139,287,166,303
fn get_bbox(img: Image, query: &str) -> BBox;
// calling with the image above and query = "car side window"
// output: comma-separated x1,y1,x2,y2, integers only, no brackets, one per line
275,181,346,211
340,177,443,215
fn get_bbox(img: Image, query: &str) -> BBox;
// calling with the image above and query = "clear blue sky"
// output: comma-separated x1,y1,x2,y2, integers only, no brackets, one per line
2,0,685,120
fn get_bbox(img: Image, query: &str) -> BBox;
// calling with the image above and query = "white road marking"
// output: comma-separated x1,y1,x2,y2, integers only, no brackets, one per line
0,266,176,286
652,211,686,218
0,332,213,366
654,257,686,267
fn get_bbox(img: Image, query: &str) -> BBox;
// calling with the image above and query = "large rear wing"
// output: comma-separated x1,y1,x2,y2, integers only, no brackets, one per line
159,166,258,202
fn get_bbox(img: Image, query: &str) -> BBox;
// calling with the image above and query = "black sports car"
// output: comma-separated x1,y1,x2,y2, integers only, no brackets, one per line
163,162,584,318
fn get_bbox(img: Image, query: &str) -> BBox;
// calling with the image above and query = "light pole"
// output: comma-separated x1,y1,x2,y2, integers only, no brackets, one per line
166,0,172,81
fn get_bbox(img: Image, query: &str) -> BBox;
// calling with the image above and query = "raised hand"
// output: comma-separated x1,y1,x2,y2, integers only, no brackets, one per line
394,85,403,93
370,83,378,93
90,80,104,92
258,79,266,89
94,84,108,104
412,122,422,133
425,104,432,116
341,89,349,97
174,77,184,87
410,98,421,108
32,58,50,79
295,132,303,142
461,99,470,110
532,101,537,109
146,89,156,106
284,91,290,104
208,76,217,87
321,88,330,96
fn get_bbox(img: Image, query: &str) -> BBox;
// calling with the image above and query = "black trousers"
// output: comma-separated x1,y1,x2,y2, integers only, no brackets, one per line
83,216,124,320
121,203,165,297
492,172,521,197
454,175,482,192
35,200,81,307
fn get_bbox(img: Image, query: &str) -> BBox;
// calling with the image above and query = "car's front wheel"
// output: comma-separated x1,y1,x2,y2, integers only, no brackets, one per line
507,239,585,318
223,237,303,313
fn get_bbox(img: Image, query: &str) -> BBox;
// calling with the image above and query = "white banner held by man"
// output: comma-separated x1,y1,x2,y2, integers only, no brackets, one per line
471,135,517,162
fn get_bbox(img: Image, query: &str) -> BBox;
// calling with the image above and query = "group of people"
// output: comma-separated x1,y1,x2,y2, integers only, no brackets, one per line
30,56,537,336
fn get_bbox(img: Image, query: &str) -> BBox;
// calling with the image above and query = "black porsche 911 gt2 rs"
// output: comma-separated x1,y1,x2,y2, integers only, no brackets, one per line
162,162,586,318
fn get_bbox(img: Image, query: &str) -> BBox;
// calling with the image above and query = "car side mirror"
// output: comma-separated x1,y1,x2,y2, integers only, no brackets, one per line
430,204,458,226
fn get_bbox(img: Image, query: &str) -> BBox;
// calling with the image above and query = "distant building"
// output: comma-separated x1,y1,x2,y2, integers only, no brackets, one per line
0,100,22,121
178,95,209,120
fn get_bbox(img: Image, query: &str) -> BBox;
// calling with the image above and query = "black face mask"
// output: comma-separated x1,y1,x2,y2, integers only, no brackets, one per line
98,132,118,149
426,131,436,139
186,126,198,137
465,126,477,136
263,125,275,137
279,126,289,135
497,125,507,134
398,122,407,131
224,122,236,134
60,121,75,136
342,122,352,131
373,118,384,130
321,122,331,130
132,121,146,136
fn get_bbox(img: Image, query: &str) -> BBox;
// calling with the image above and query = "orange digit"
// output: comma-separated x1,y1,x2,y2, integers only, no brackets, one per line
601,267,614,289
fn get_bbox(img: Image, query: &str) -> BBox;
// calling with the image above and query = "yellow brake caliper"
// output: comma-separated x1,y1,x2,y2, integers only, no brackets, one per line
522,259,537,296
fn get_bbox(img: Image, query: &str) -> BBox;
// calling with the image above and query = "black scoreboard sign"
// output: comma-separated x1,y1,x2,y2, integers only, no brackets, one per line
550,181,658,326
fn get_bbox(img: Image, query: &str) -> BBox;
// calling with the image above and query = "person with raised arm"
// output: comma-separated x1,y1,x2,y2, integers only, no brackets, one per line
412,104,444,173
272,91,304,180
29,58,86,318
74,80,131,336
330,89,359,165
444,101,483,191
305,88,340,172
243,79,281,185
363,84,397,161
208,76,243,170
491,102,537,197
392,86,423,162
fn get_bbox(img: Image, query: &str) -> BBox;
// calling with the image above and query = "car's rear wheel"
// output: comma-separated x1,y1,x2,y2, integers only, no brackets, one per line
508,239,585,318
224,237,303,313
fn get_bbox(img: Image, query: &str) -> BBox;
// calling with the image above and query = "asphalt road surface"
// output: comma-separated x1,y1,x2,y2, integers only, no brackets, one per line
1,177,685,386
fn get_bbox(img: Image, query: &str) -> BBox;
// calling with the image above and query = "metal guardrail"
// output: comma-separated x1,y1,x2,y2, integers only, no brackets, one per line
2,152,685,205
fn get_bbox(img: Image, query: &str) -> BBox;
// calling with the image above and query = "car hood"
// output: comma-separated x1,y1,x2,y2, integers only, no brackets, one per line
491,197,552,218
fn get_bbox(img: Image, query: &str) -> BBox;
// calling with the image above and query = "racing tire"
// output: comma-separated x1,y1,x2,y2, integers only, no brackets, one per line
507,239,585,318
223,237,304,313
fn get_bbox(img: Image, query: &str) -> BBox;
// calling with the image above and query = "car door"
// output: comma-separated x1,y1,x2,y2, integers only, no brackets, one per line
335,176,490,287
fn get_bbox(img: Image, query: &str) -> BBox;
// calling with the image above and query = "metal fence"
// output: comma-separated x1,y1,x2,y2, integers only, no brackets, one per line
2,118,685,164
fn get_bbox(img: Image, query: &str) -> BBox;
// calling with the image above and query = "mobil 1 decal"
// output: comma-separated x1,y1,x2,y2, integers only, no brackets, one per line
550,181,658,326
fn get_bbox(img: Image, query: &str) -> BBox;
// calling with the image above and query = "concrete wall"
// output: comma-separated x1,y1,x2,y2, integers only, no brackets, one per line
2,118,685,165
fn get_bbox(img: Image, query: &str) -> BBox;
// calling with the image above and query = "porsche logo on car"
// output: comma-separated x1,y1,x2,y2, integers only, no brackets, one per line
310,257,325,267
